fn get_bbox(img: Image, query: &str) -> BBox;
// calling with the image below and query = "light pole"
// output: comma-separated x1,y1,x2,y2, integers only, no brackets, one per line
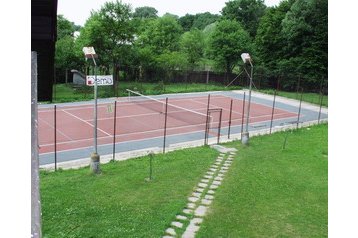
83,47,100,173
241,53,253,145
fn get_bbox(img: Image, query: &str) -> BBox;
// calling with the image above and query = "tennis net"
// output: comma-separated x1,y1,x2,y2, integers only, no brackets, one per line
126,89,209,127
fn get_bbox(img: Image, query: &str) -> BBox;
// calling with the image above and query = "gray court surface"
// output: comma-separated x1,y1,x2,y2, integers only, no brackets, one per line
39,90,328,169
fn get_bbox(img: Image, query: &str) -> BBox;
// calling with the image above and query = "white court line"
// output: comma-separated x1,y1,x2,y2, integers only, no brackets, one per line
38,94,229,112
40,114,299,156
39,111,293,148
38,117,73,141
190,98,242,116
61,109,112,136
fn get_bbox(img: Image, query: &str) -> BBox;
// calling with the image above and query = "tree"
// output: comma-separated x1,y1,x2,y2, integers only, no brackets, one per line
221,0,266,38
180,28,205,70
209,19,252,82
133,6,158,19
255,0,293,72
138,16,183,54
75,1,135,93
192,12,220,30
280,0,328,89
57,15,76,39
178,14,195,31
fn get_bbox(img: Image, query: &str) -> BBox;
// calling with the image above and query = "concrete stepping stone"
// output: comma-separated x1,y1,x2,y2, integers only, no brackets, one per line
201,179,209,183
192,192,201,198
219,169,228,173
192,218,203,224
183,209,193,214
188,197,199,203
176,215,187,221
205,194,214,200
206,171,214,175
162,236,174,238
209,168,217,172
221,166,229,170
210,184,218,189
171,221,183,228
194,205,208,217
214,162,221,165
165,228,176,236
207,189,215,195
201,199,212,205
204,175,213,179
195,187,204,193
187,203,196,209
198,183,208,188
214,176,223,181
212,180,221,186
217,173,224,177
182,224,200,238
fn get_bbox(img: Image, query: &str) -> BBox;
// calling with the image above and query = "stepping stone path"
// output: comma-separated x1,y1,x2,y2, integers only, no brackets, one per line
163,147,237,237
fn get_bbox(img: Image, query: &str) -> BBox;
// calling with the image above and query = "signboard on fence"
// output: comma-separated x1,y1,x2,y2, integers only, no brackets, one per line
86,75,113,86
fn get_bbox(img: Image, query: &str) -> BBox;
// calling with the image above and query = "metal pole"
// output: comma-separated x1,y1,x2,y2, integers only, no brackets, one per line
217,109,223,144
228,99,233,139
54,105,57,171
92,55,98,154
204,94,211,145
112,101,117,161
297,88,303,129
163,98,168,153
242,62,253,145
241,92,246,140
269,90,277,134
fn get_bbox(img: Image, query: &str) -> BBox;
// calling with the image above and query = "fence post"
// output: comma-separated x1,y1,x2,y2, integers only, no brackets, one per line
217,109,223,144
54,105,57,171
269,90,277,134
163,98,168,153
112,101,117,161
228,99,233,139
204,94,211,145
241,92,246,140
297,88,304,129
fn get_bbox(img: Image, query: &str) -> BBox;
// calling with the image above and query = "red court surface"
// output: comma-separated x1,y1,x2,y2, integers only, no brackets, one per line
38,94,297,155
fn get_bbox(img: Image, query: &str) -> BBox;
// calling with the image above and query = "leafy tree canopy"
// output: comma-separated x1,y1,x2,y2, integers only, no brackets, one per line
57,15,76,39
221,0,266,38
133,6,158,19
209,19,252,76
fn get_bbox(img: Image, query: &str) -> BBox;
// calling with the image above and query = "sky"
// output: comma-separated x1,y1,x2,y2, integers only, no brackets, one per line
58,0,282,26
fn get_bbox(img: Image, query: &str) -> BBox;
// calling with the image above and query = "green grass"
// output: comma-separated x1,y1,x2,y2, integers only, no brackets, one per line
259,89,328,107
41,147,218,238
197,123,328,238
50,82,242,103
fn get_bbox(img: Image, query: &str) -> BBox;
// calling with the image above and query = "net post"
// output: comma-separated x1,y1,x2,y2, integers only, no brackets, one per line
54,105,57,171
270,90,277,134
204,94,211,145
241,92,246,140
217,109,223,144
297,88,304,130
228,99,233,139
163,98,168,153
112,101,117,161
296,74,301,100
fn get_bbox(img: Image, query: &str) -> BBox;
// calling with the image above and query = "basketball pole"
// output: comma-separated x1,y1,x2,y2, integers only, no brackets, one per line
83,47,100,174
241,53,253,145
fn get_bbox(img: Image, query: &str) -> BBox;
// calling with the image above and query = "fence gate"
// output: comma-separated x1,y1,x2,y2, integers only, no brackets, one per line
205,108,223,145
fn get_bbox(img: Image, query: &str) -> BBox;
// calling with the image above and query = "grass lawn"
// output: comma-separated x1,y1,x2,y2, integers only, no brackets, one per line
40,147,218,238
258,89,328,107
197,123,328,237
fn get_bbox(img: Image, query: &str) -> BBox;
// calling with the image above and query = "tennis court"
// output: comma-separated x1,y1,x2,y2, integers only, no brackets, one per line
38,90,326,166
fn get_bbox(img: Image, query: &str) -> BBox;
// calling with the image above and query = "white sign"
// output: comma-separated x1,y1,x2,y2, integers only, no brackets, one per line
86,75,113,86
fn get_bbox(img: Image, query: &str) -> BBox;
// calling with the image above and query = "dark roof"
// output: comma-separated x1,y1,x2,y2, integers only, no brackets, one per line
32,0,58,41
